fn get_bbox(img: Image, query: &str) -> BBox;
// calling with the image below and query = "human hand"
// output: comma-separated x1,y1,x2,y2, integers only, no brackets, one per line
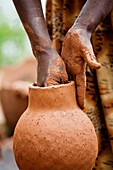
34,47,68,87
61,27,101,109
44,53,68,86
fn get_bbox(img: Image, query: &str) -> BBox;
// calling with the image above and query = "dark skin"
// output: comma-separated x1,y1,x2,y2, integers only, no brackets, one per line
62,0,113,109
12,0,68,87
12,0,113,109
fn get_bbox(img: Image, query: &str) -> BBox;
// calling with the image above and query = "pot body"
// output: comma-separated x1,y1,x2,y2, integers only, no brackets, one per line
0,81,28,131
0,58,36,131
13,81,98,170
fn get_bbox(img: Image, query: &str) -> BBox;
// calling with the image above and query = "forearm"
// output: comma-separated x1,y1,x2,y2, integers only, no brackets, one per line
74,0,113,33
12,0,53,58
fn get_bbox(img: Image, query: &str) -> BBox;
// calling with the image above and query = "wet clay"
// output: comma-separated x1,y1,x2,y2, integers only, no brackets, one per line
44,56,68,86
12,0,69,90
61,28,101,109
23,23,68,88
23,23,51,52
13,81,98,170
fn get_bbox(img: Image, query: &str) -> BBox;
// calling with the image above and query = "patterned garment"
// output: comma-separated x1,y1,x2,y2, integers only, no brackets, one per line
46,0,113,169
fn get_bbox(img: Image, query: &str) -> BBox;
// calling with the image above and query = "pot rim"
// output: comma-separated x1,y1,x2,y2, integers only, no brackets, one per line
29,81,74,90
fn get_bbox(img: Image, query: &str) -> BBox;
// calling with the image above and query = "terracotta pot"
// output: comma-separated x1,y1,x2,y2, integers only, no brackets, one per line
0,58,37,131
0,81,29,131
13,81,98,170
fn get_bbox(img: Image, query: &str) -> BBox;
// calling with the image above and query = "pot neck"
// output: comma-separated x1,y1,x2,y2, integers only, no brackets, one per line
28,81,79,111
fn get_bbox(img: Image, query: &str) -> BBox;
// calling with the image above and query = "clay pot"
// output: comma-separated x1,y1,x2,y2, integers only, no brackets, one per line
0,58,37,131
13,81,98,170
0,81,29,131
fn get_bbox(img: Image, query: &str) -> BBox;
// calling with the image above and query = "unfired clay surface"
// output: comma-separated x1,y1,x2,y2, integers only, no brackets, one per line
13,81,98,170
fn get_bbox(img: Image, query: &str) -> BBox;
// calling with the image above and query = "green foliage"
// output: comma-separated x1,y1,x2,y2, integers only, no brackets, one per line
0,9,31,67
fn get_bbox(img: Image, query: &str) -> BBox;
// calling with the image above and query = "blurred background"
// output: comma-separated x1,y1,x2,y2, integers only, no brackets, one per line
0,0,46,67
0,0,46,169
0,0,32,67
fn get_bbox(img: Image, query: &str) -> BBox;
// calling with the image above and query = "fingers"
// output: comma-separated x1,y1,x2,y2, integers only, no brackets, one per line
82,48,101,69
75,65,86,110
44,71,68,86
44,56,68,86
44,77,60,86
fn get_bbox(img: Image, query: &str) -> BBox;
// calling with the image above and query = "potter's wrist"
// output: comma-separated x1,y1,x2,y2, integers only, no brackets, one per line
71,24,92,40
73,18,96,35
32,43,55,60
73,20,95,36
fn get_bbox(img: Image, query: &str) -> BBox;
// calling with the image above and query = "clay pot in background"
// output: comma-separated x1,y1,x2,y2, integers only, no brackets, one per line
0,81,29,132
13,81,98,170
0,58,37,131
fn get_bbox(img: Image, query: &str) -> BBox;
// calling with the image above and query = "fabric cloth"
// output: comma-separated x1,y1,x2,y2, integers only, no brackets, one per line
46,0,113,169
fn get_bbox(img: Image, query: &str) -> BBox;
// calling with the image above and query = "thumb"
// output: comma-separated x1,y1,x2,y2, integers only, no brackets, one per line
82,47,101,69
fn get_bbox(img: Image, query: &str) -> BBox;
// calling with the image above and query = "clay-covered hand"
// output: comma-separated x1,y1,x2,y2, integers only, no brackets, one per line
61,27,101,109
44,54,68,86
36,48,68,87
